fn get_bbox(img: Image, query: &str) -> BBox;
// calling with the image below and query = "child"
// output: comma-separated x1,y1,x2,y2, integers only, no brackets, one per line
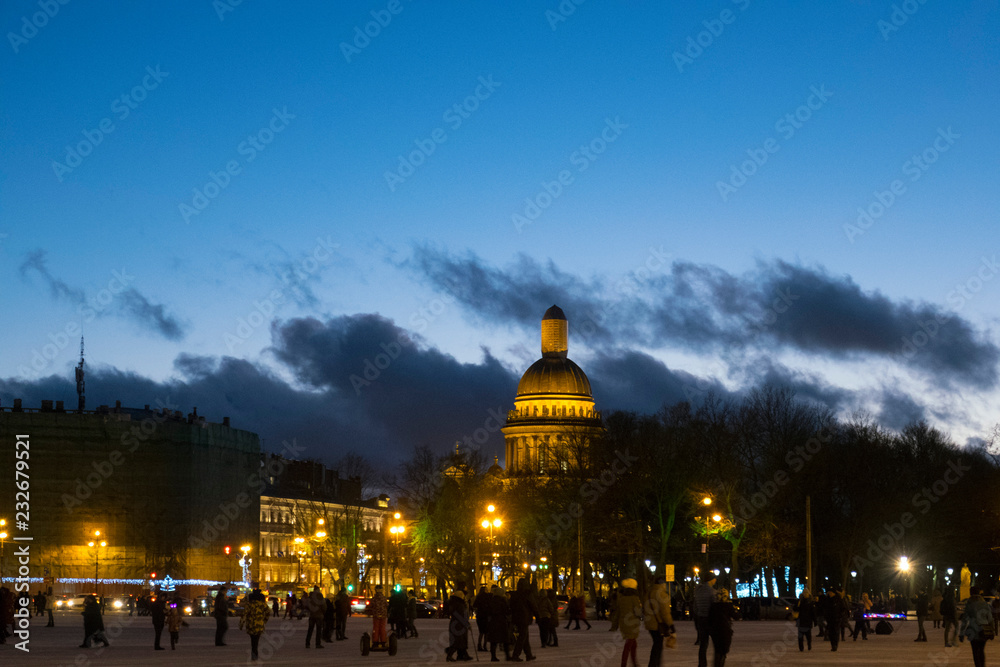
167,596,185,649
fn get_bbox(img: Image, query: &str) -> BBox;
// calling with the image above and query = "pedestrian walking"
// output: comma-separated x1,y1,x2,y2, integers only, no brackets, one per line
796,590,816,651
487,585,512,661
545,588,559,647
149,591,167,650
213,585,229,646
708,589,738,667
941,588,959,647
914,588,929,641
961,586,994,667
305,584,325,648
79,594,109,648
930,588,943,628
692,573,718,667
822,587,848,652
535,587,553,648
334,587,351,640
473,585,490,650
406,589,419,638
617,578,643,667
167,596,185,649
239,588,271,661
509,577,537,662
644,575,674,667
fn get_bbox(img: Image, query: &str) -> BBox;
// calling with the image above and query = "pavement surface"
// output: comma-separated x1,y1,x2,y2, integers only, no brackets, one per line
0,612,991,666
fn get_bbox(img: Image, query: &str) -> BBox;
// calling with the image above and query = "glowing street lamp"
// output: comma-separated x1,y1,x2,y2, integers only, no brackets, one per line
87,530,107,593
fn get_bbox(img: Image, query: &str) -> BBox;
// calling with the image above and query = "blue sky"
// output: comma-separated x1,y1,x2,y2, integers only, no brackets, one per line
2,0,998,462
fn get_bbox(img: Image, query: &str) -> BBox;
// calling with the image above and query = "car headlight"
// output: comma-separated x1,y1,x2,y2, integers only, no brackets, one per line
56,601,64,607
67,601,74,607
114,600,123,609
184,606,193,614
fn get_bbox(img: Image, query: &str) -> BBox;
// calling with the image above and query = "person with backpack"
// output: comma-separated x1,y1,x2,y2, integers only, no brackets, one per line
960,586,994,667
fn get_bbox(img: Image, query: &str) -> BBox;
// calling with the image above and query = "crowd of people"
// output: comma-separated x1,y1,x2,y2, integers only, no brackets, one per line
4,575,999,665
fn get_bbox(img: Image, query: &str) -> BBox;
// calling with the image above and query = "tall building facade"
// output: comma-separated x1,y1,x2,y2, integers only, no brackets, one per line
502,305,604,474
0,399,259,593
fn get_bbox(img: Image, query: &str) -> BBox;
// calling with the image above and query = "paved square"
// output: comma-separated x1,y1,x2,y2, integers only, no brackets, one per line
0,612,992,666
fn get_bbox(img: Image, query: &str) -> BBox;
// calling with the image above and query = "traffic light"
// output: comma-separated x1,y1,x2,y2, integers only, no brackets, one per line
347,584,354,592
150,572,157,579
224,545,231,555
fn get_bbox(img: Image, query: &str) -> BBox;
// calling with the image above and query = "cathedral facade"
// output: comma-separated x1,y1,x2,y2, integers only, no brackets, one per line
502,306,604,474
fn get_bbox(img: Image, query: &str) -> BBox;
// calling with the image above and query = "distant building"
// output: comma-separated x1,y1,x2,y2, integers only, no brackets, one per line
502,305,605,474
0,398,259,594
257,455,390,595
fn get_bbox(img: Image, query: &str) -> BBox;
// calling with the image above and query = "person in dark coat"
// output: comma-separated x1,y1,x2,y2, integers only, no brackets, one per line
213,585,229,646
545,588,559,647
941,588,959,647
80,594,109,648
149,591,167,650
406,589,419,638
389,587,408,638
445,581,473,662
322,595,335,643
796,590,816,651
914,588,930,641
334,588,351,640
509,577,538,662
822,587,848,652
487,585,512,661
708,589,738,667
473,585,491,650
850,598,868,641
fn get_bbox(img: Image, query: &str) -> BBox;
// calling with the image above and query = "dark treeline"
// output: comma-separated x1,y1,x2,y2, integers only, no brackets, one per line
385,385,1000,599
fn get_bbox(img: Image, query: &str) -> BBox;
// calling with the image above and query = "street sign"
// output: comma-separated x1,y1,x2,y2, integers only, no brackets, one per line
663,564,675,582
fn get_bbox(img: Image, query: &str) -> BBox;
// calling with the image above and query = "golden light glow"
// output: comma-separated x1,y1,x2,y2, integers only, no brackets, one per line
317,518,325,526
240,545,251,554
316,531,327,539
899,556,910,572
493,518,501,528
394,512,401,520
481,519,490,529
487,504,495,513
712,514,722,522
702,497,712,506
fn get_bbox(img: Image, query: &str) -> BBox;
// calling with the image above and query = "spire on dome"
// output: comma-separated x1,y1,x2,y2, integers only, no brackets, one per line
541,304,568,358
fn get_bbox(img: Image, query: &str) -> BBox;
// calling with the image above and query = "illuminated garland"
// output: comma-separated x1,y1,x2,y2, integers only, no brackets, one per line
42,578,228,586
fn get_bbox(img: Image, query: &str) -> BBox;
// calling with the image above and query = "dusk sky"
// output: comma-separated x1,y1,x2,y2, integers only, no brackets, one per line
2,0,998,464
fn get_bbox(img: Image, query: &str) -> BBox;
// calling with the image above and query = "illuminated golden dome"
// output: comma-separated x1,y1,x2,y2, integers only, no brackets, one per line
516,357,592,397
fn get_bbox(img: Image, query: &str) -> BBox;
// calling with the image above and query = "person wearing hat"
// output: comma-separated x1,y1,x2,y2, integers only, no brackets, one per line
239,588,271,661
693,573,718,667
617,578,643,667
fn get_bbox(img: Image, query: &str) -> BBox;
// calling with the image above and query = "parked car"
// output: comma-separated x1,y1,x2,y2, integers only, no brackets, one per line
351,597,370,615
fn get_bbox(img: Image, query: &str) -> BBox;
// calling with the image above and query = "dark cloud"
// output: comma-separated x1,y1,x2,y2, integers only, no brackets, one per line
18,249,187,341
877,389,928,431
586,350,730,414
410,248,999,390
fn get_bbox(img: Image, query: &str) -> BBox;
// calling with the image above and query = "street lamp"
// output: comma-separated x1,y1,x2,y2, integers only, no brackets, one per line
476,505,502,586
388,513,405,587
315,521,328,589
294,537,306,582
87,530,107,594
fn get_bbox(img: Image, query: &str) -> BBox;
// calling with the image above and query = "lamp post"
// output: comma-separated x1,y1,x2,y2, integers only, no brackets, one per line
294,537,306,583
87,530,106,595
476,504,502,587
0,519,8,585
315,520,328,590
388,513,405,587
